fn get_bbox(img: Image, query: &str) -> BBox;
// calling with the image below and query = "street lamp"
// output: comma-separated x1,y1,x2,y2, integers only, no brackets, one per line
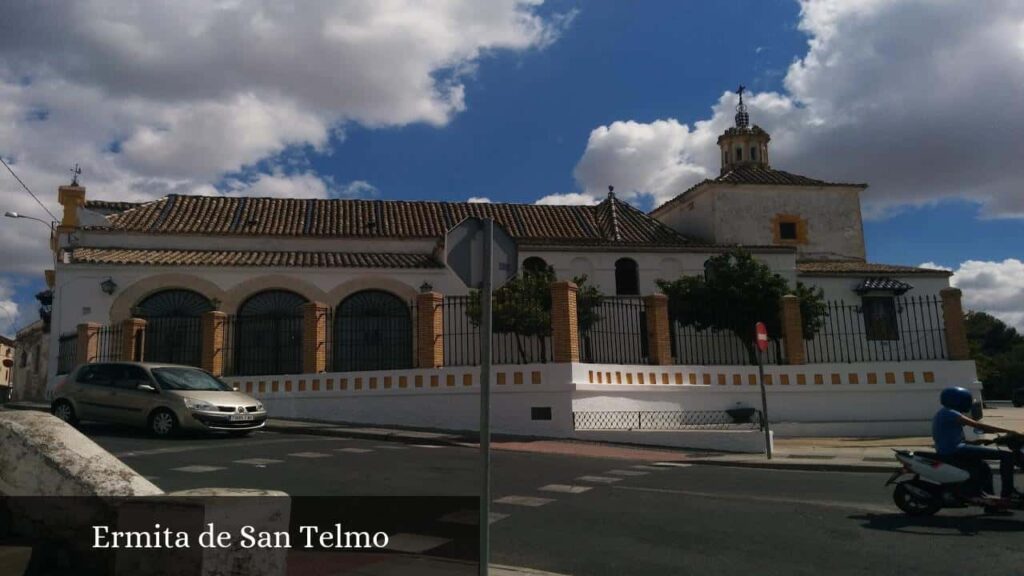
4,211,54,231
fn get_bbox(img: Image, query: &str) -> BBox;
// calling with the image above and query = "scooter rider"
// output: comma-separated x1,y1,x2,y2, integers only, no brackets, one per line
932,386,1022,501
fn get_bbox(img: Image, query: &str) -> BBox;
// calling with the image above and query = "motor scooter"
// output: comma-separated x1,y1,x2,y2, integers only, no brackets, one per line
887,434,1024,516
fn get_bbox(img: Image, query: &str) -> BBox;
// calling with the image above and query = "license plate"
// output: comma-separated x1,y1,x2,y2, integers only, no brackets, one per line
230,414,255,422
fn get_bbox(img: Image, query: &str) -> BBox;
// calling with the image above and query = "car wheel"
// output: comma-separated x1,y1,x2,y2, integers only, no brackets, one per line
149,409,179,438
51,400,78,426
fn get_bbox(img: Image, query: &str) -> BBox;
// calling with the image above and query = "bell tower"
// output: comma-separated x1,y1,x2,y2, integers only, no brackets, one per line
717,85,770,174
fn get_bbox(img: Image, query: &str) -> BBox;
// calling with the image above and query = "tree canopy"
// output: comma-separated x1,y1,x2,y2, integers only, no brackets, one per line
656,248,826,363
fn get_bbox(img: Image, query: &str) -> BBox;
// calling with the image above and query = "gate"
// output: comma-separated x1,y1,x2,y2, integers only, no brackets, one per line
333,290,413,372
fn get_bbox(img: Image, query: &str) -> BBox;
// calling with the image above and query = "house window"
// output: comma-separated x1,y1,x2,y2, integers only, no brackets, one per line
615,258,640,296
862,296,899,341
779,221,798,240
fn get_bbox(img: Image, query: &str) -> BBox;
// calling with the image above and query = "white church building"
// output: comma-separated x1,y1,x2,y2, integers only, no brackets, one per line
41,95,974,448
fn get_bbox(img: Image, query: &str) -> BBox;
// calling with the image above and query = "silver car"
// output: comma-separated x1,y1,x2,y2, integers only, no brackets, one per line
51,362,267,437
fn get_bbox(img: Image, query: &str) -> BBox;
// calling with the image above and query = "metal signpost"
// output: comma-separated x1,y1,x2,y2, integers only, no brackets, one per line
445,217,517,576
755,321,773,459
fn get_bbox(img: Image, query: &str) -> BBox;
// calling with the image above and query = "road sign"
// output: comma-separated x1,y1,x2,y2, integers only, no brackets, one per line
755,322,769,352
445,217,518,289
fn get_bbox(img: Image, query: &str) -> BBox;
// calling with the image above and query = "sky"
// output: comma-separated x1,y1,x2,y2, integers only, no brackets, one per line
1,0,1023,335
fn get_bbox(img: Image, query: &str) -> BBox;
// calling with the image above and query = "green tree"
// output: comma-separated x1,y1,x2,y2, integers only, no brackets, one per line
467,264,603,363
965,311,1024,399
656,248,826,364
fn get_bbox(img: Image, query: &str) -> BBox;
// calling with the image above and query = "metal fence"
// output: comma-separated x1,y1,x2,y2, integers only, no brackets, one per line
443,294,552,366
92,324,124,363
144,317,203,367
803,296,947,363
672,318,784,366
579,296,648,364
573,410,763,431
223,314,304,376
56,332,78,375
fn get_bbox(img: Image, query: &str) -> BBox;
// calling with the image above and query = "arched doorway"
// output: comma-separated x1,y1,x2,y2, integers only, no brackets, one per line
134,289,214,367
333,290,412,372
234,290,307,376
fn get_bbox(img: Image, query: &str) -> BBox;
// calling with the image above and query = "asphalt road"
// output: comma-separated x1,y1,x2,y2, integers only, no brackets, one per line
82,424,1024,576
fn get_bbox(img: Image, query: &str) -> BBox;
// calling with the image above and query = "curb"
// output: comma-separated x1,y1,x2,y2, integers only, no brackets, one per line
684,458,894,473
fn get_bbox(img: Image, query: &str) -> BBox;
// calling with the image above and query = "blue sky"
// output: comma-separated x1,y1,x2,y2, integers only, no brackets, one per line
2,0,1023,333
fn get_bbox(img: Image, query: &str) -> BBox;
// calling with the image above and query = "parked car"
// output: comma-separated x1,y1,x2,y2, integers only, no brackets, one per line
51,362,266,437
1013,387,1024,408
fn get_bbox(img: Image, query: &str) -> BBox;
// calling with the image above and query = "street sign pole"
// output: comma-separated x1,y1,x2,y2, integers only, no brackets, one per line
479,219,493,576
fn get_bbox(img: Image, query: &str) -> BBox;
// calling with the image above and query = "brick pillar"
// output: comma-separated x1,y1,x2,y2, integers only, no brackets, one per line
416,292,444,368
119,318,147,361
551,281,580,364
643,294,672,365
201,311,227,376
76,322,101,365
940,287,969,361
302,301,329,374
780,294,805,365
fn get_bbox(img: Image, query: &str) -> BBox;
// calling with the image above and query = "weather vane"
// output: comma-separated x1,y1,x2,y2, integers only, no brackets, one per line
70,163,82,186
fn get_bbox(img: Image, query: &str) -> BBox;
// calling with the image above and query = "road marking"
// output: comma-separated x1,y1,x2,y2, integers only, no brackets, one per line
494,495,556,507
115,436,346,458
539,484,592,494
576,475,621,484
613,486,892,514
384,533,451,553
605,469,649,477
334,448,373,454
288,452,332,458
439,510,510,525
651,462,693,468
171,465,225,473
233,458,284,466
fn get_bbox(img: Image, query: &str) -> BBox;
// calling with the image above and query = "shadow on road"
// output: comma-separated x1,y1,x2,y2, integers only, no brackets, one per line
852,512,1024,536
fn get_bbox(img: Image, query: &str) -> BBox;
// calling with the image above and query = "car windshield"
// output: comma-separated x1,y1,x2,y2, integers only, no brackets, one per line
151,368,232,391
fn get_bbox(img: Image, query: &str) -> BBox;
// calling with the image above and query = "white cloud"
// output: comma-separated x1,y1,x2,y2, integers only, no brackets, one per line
467,197,491,203
534,192,600,206
942,259,1024,332
0,0,572,274
570,0,1024,218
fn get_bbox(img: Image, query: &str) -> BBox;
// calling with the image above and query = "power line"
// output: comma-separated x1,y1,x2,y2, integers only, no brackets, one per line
0,156,59,222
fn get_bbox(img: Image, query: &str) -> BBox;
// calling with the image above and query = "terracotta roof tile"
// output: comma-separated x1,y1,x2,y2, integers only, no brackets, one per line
797,261,951,276
86,194,690,247
70,248,444,269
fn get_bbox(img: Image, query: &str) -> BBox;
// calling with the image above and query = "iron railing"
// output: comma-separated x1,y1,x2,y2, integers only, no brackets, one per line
143,316,203,367
672,317,784,366
573,410,763,431
92,324,124,363
579,296,648,364
443,294,552,366
804,296,947,363
223,314,304,376
56,332,78,375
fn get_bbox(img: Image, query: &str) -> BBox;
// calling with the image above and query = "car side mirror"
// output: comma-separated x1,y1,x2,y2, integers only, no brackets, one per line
137,383,157,393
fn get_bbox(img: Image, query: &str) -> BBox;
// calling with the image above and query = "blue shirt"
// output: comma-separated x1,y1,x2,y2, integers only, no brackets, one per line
932,407,965,455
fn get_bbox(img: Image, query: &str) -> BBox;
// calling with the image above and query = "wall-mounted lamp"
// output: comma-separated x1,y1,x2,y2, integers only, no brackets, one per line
100,277,118,295
419,282,433,293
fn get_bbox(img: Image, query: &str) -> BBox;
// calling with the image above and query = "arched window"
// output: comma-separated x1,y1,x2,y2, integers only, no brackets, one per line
134,289,214,367
615,258,640,296
333,290,412,372
523,256,549,275
235,290,307,376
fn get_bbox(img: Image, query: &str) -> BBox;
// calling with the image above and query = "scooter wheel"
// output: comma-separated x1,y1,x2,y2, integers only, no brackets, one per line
893,483,942,516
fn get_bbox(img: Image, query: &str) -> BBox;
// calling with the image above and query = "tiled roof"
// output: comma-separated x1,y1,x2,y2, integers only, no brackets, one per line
69,248,444,269
797,261,952,276
854,277,914,294
650,166,866,216
86,193,689,247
